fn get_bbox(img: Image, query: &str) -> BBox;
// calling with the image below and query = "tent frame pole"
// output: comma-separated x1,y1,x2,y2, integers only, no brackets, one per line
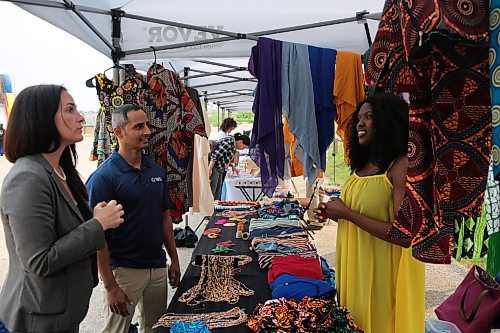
61,0,115,52
122,11,382,56
217,103,220,131
180,68,245,80
203,89,253,97
191,79,250,89
5,0,110,14
186,68,256,82
6,0,381,60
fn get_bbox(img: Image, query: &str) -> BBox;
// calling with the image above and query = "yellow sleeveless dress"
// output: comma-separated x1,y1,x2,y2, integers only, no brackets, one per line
336,171,425,333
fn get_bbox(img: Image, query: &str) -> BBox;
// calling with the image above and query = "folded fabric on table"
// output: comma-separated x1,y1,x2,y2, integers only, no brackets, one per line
258,250,317,270
249,227,306,240
249,218,302,232
257,198,304,218
268,254,323,284
254,241,298,254
170,321,211,333
270,274,335,300
251,235,312,250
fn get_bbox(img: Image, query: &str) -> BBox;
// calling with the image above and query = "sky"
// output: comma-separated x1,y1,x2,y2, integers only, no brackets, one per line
0,2,113,111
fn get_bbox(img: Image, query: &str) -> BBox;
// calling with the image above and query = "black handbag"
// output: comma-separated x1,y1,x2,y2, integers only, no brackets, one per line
174,226,198,248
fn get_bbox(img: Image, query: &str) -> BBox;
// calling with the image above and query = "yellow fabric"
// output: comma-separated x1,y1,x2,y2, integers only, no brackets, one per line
333,51,365,162
283,118,303,177
336,173,425,333
283,119,323,178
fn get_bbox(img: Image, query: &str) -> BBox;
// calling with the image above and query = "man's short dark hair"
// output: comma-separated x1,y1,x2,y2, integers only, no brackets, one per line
111,104,142,128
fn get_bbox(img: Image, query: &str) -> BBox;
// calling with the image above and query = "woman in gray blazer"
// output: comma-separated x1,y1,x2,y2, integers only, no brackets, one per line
0,85,125,333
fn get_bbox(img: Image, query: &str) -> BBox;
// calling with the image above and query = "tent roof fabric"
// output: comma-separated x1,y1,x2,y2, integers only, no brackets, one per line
13,0,384,106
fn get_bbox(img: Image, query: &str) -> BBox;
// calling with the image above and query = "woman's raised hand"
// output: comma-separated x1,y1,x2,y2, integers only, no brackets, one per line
93,200,124,230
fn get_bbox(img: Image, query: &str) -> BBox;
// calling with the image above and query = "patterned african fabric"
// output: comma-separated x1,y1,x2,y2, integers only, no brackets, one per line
90,109,114,166
90,72,147,165
142,64,207,223
249,38,285,197
485,163,500,235
491,1,500,180
247,297,364,333
453,207,488,260
308,45,337,171
366,0,492,264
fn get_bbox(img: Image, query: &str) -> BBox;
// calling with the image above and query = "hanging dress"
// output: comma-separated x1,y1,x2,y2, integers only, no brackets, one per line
142,64,207,223
336,169,425,333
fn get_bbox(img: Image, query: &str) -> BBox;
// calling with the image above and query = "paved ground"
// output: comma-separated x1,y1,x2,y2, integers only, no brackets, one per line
0,136,468,332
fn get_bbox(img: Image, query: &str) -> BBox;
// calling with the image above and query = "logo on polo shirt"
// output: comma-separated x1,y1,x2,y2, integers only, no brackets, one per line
151,177,163,183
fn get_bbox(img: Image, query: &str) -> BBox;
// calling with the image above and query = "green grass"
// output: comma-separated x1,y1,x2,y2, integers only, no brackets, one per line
207,111,254,128
324,140,351,186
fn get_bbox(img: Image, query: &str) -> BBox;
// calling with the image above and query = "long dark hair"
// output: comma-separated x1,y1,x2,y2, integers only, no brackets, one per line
5,84,88,201
346,93,409,173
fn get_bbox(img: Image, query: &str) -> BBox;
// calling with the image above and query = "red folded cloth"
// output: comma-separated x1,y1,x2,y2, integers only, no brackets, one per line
268,255,323,284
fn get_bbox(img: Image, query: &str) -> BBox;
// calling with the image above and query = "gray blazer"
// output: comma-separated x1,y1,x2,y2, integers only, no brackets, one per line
0,154,105,333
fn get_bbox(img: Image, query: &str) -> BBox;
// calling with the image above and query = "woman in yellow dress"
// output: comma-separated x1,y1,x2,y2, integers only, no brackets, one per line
314,93,425,333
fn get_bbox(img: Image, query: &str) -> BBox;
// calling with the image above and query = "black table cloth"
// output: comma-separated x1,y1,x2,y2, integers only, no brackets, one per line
155,213,271,333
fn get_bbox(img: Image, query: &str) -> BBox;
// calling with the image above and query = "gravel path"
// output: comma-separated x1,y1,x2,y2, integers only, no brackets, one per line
0,136,468,331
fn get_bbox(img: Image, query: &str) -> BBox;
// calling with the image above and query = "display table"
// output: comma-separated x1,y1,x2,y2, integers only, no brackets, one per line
225,177,264,202
155,212,271,333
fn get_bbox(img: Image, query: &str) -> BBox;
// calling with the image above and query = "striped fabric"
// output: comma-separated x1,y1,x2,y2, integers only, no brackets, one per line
249,218,302,232
258,251,318,270
251,235,313,250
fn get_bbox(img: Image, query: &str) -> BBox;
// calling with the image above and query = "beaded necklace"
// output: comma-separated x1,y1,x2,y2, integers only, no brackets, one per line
152,307,247,329
180,255,254,306
217,210,255,218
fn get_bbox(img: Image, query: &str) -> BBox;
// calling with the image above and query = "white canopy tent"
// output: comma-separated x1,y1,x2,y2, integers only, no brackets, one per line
6,0,385,111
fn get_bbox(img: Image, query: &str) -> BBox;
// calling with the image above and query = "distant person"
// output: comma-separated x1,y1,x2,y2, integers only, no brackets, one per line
209,132,250,200
86,104,181,333
212,117,237,141
0,123,5,156
0,84,124,333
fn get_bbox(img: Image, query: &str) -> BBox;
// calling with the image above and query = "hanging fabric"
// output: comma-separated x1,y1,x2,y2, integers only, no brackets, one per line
308,46,337,171
185,87,207,208
490,1,500,180
283,119,304,178
90,72,147,166
366,0,491,264
334,51,366,162
248,38,285,197
281,41,320,187
142,64,207,223
191,100,214,216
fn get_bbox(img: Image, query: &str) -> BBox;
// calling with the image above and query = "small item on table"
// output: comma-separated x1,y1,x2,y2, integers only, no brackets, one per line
212,245,235,254
236,222,245,239
203,228,222,236
217,240,236,247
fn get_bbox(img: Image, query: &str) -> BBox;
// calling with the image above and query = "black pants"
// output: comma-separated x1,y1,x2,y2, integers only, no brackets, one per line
210,168,226,200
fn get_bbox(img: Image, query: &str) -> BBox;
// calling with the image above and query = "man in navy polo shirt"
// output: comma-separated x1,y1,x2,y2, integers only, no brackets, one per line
86,104,180,333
